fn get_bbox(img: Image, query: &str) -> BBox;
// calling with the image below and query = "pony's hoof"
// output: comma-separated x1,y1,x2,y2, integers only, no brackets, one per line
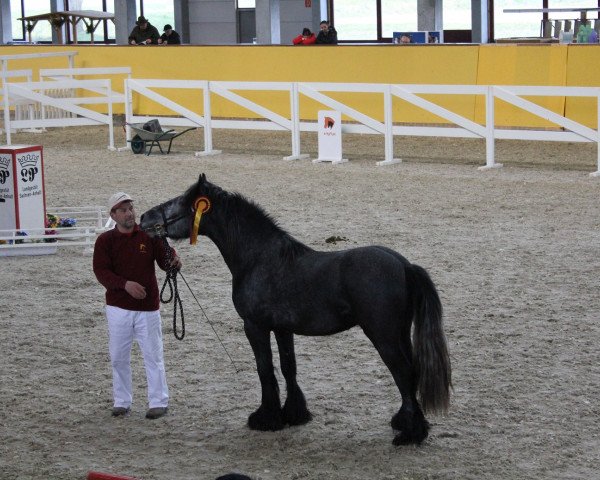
283,404,312,426
392,429,427,446
392,422,429,445
393,431,413,446
248,407,284,431
391,411,404,431
391,408,429,444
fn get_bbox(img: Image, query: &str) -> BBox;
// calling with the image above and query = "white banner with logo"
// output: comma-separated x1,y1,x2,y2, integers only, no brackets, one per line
0,145,46,231
314,110,347,164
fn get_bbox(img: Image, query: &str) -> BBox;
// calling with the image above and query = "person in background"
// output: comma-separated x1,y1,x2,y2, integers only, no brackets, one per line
158,24,181,45
93,192,181,420
128,16,160,45
315,20,338,45
293,28,316,45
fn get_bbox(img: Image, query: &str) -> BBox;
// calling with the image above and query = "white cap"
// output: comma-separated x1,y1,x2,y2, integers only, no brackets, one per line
108,192,133,212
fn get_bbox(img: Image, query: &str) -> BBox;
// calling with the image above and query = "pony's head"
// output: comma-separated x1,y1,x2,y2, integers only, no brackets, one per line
139,173,222,240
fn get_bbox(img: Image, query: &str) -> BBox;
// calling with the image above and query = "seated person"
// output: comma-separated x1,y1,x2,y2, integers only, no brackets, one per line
315,20,338,45
293,28,316,45
159,24,181,45
128,16,160,45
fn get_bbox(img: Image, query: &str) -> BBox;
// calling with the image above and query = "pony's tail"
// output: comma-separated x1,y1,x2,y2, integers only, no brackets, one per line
407,263,452,414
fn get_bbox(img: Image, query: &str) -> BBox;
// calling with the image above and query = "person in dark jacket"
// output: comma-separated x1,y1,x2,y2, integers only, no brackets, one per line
128,16,160,45
315,20,338,44
93,192,181,419
159,24,181,45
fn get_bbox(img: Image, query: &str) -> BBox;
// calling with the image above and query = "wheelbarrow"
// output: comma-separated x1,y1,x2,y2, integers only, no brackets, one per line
126,119,196,155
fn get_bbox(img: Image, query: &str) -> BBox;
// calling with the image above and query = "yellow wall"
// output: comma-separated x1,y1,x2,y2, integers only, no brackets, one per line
1,44,599,128
564,45,600,128
476,44,569,128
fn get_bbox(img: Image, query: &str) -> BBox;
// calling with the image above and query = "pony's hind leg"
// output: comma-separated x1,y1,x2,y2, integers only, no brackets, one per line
363,326,429,445
275,330,312,426
244,320,284,431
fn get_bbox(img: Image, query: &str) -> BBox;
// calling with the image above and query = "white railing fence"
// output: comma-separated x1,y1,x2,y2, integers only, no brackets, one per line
0,52,77,132
2,78,116,149
125,80,600,176
0,51,77,73
48,205,114,229
35,67,130,126
0,69,35,131
124,79,219,156
39,67,130,119
0,206,114,256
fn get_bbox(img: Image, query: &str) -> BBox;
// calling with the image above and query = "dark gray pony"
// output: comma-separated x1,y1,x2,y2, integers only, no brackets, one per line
140,174,451,445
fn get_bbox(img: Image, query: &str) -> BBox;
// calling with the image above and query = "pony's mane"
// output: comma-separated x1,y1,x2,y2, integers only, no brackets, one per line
228,192,312,260
229,192,282,232
189,180,312,260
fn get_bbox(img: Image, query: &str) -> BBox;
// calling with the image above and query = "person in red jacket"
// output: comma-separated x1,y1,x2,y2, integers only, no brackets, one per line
93,192,181,420
293,28,316,45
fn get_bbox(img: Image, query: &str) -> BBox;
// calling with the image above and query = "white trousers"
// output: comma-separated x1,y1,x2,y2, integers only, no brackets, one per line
106,306,169,409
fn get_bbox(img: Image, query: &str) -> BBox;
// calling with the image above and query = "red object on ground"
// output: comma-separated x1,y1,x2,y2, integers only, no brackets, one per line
87,472,139,480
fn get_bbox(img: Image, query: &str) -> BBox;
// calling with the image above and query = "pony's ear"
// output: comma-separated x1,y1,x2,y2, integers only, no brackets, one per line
198,173,206,184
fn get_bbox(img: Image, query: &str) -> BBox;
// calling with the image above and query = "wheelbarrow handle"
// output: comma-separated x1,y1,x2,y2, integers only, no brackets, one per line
155,129,176,140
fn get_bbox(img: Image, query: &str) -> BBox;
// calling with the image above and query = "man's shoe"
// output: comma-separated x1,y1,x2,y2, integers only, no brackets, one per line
145,407,168,419
111,407,130,417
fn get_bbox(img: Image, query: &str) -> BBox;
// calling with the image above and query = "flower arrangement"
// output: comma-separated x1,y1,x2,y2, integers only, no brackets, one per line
14,231,28,244
46,214,76,229
44,214,77,242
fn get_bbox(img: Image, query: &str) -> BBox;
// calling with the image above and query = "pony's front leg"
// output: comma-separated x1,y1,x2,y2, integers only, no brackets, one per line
244,320,284,431
275,330,312,426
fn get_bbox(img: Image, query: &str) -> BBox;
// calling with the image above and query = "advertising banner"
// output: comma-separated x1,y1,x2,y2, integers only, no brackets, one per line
0,145,46,231
314,110,347,164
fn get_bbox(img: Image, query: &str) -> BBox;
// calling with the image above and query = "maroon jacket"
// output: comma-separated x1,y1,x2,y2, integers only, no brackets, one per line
93,224,174,311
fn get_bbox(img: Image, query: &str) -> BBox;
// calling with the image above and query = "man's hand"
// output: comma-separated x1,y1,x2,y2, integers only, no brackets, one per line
130,40,136,45
125,280,147,299
170,254,182,271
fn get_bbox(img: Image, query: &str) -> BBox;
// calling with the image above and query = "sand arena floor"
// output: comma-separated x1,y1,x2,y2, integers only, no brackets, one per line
1,125,599,480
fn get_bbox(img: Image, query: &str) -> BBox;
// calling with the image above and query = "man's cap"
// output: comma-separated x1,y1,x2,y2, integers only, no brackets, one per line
136,16,148,25
163,24,172,31
108,192,133,212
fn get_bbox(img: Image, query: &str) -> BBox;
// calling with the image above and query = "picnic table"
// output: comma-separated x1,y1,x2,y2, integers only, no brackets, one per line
18,10,114,44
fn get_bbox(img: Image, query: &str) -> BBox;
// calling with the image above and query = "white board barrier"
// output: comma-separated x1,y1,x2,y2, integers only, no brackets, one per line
313,110,347,164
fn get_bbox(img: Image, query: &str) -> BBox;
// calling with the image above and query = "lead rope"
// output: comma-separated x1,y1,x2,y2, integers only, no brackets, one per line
159,235,240,373
159,236,185,340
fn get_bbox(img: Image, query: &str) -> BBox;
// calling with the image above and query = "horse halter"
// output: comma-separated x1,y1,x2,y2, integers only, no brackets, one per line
145,197,211,244
145,202,188,237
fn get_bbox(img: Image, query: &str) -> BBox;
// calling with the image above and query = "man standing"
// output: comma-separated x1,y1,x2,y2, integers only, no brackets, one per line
128,16,160,45
93,192,181,419
158,24,181,45
315,20,338,44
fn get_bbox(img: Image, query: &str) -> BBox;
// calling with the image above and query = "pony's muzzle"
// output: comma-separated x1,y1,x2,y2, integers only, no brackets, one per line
141,222,166,236
152,224,166,236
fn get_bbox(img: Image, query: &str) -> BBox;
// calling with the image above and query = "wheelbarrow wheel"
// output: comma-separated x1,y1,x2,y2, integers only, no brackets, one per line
131,135,145,154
